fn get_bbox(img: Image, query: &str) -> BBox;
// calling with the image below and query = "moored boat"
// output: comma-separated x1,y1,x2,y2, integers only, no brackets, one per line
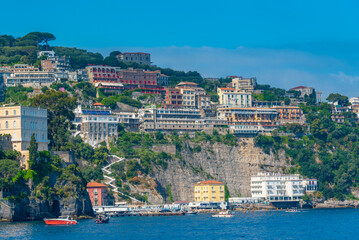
44,216,77,225
286,208,299,213
95,215,110,224
186,210,198,215
212,211,234,218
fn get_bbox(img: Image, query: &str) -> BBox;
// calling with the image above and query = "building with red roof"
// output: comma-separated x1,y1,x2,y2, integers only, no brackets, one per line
194,180,225,202
86,182,110,206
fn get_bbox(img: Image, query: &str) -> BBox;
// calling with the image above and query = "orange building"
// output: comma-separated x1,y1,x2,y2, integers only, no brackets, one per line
86,182,109,206
272,106,304,124
163,88,183,108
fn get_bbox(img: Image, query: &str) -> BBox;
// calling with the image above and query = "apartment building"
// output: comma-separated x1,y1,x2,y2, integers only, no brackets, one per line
250,172,317,201
5,64,57,87
163,88,183,108
232,77,257,92
195,95,211,109
194,180,225,202
217,88,252,107
87,65,120,83
116,52,151,65
73,105,118,146
0,105,49,168
113,111,140,131
350,97,359,106
41,56,71,72
157,74,169,86
272,106,304,124
180,88,196,108
139,108,202,132
86,182,110,206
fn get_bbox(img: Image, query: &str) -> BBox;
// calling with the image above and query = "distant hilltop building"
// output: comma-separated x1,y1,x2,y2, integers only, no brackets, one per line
116,52,151,65
289,86,322,103
349,97,359,106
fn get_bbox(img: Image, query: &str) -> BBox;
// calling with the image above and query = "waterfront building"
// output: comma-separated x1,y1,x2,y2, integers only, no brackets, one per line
0,105,49,168
194,180,225,202
116,52,151,65
163,88,183,108
73,105,118,147
250,172,317,201
272,106,304,124
231,77,257,92
139,108,202,132
86,182,110,206
217,88,252,107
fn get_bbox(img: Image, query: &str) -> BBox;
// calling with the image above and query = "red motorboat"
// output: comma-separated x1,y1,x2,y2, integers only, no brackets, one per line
44,216,77,225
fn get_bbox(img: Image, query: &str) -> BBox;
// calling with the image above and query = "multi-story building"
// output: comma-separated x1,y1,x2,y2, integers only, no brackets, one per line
217,107,278,135
87,65,120,83
0,105,49,168
194,180,225,202
250,172,312,202
37,51,56,58
86,182,110,206
116,52,151,65
272,106,304,124
217,88,252,107
41,56,71,72
117,68,159,87
5,64,57,87
73,105,118,146
350,97,359,106
176,82,206,95
163,88,183,108
232,77,257,92
195,95,211,109
139,108,202,132
180,88,196,108
113,111,140,131
157,74,169,86
289,86,322,103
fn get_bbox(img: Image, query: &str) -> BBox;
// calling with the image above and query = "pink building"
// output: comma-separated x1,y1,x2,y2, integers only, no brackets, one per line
86,182,109,206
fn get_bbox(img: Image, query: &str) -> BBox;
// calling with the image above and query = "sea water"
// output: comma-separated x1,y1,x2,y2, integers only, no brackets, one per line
0,208,357,240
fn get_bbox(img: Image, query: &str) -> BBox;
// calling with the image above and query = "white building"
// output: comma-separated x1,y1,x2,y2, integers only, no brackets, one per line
251,172,317,201
350,97,359,106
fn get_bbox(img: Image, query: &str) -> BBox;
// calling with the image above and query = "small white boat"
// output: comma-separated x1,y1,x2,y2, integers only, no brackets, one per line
186,210,198,215
286,208,299,213
212,210,234,218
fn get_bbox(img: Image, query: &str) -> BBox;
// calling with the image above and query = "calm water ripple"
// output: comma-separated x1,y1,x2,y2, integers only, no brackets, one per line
1,208,358,240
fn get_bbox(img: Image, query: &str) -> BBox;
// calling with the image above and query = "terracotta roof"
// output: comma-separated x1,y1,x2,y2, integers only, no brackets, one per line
289,86,313,90
86,182,107,188
218,87,235,90
195,180,224,186
93,103,104,106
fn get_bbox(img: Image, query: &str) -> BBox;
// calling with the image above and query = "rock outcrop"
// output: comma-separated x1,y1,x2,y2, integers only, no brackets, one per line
151,138,289,203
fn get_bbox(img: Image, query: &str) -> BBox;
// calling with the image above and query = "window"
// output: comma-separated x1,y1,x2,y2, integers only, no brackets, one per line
5,121,8,129
5,111,8,116
13,121,16,128
13,110,16,115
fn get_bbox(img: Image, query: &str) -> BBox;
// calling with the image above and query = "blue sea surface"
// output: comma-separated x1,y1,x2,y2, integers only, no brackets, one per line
0,208,358,240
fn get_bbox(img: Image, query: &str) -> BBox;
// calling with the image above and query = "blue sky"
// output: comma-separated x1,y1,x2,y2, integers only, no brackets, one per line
1,0,359,97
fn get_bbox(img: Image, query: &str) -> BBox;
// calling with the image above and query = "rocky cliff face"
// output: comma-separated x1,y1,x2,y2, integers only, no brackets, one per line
151,138,289,203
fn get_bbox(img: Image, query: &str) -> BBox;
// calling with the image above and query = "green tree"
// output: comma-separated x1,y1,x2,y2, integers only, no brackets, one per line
326,93,349,106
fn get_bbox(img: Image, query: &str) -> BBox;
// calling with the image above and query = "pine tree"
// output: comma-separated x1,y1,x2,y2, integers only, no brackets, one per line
29,134,38,168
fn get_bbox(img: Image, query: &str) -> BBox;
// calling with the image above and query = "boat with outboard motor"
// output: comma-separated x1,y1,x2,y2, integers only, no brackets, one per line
95,215,110,224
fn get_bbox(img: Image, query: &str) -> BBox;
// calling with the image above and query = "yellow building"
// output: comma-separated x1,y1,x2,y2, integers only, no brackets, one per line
0,105,49,168
194,180,225,202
